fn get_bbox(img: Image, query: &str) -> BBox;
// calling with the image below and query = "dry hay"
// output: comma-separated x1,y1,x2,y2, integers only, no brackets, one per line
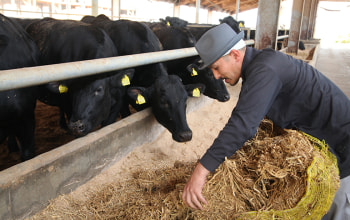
31,161,195,220
31,119,339,220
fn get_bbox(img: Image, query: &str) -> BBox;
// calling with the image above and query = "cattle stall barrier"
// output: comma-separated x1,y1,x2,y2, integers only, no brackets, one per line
0,48,198,91
0,44,255,220
0,41,254,91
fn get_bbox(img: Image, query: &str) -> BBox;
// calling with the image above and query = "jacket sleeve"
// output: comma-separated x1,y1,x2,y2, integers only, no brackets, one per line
200,63,283,172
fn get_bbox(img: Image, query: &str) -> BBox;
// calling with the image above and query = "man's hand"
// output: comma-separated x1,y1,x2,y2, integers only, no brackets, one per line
182,162,210,210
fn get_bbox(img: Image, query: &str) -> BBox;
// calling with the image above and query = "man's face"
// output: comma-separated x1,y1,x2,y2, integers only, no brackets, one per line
209,50,242,86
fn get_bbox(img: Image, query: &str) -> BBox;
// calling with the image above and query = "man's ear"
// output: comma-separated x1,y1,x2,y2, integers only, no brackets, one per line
230,49,242,62
184,83,206,97
127,86,152,105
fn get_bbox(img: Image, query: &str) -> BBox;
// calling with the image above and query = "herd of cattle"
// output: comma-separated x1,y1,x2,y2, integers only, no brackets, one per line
0,14,245,162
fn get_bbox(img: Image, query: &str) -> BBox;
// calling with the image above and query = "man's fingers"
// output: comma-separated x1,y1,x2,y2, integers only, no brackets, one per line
197,193,208,206
183,192,203,210
191,195,204,210
182,163,210,210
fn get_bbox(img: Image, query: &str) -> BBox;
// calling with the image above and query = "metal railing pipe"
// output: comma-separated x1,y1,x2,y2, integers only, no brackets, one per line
245,39,255,46
0,47,198,92
0,39,255,92
277,35,289,40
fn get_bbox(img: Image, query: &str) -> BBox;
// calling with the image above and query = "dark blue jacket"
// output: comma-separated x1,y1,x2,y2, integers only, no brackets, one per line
200,47,350,179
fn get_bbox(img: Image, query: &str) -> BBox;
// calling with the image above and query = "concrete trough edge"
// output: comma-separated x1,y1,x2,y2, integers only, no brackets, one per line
0,95,213,220
306,42,320,67
280,39,320,68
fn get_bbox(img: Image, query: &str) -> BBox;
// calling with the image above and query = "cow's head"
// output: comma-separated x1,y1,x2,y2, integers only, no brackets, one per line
67,77,111,136
68,69,134,136
219,16,241,34
128,75,205,142
186,62,230,102
46,69,134,136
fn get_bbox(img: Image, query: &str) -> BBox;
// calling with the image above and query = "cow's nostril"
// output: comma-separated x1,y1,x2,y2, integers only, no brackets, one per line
175,131,192,142
224,94,230,101
69,120,86,135
78,123,85,132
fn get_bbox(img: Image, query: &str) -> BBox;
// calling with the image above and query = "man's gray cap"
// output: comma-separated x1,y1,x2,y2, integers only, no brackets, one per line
195,23,245,70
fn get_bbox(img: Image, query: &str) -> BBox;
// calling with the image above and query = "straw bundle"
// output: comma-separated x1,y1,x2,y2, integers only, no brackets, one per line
31,119,339,220
194,120,314,219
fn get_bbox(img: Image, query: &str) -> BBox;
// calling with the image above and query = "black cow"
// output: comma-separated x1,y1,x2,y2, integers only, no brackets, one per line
25,17,135,137
153,16,214,41
220,17,258,41
185,25,212,41
150,22,230,102
160,16,188,27
0,14,40,161
277,29,305,51
219,16,241,34
186,16,241,41
10,17,41,30
82,15,205,142
128,74,204,142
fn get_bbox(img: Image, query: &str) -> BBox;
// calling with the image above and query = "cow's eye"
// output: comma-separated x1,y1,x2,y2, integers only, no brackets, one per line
94,86,104,96
160,97,169,108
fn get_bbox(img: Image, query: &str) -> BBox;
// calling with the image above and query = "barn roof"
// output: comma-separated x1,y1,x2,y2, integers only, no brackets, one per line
159,0,341,15
162,0,259,14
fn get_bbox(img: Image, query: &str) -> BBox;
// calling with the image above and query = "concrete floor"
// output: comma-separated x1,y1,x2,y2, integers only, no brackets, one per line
315,42,350,98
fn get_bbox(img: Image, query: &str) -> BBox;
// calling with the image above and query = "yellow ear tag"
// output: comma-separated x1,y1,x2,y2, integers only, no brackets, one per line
193,88,200,97
59,84,68,93
239,22,244,27
136,94,146,105
191,67,198,76
121,75,130,86
167,21,170,26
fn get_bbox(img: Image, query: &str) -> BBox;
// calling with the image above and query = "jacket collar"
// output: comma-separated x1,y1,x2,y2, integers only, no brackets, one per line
241,47,262,79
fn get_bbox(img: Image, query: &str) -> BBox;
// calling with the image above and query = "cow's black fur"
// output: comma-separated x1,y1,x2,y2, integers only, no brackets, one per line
83,15,206,142
150,22,230,102
0,14,41,161
26,17,135,137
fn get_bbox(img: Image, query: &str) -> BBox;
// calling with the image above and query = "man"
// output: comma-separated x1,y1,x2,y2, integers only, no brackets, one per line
182,23,350,219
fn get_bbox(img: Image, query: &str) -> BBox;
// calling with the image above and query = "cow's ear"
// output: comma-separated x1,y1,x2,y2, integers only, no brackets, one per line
186,63,199,77
111,68,135,87
127,86,151,105
184,83,206,97
46,82,69,94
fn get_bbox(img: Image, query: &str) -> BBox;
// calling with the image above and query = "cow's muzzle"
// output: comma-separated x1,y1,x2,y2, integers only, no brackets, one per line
68,120,87,137
173,130,192,142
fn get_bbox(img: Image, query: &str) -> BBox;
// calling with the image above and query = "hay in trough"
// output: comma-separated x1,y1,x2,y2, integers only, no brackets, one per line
31,161,195,220
286,47,315,62
31,119,339,220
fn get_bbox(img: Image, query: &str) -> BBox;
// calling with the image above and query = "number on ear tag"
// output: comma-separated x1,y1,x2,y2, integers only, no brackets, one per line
191,68,198,76
59,85,68,93
193,88,200,97
136,94,146,105
122,75,130,86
